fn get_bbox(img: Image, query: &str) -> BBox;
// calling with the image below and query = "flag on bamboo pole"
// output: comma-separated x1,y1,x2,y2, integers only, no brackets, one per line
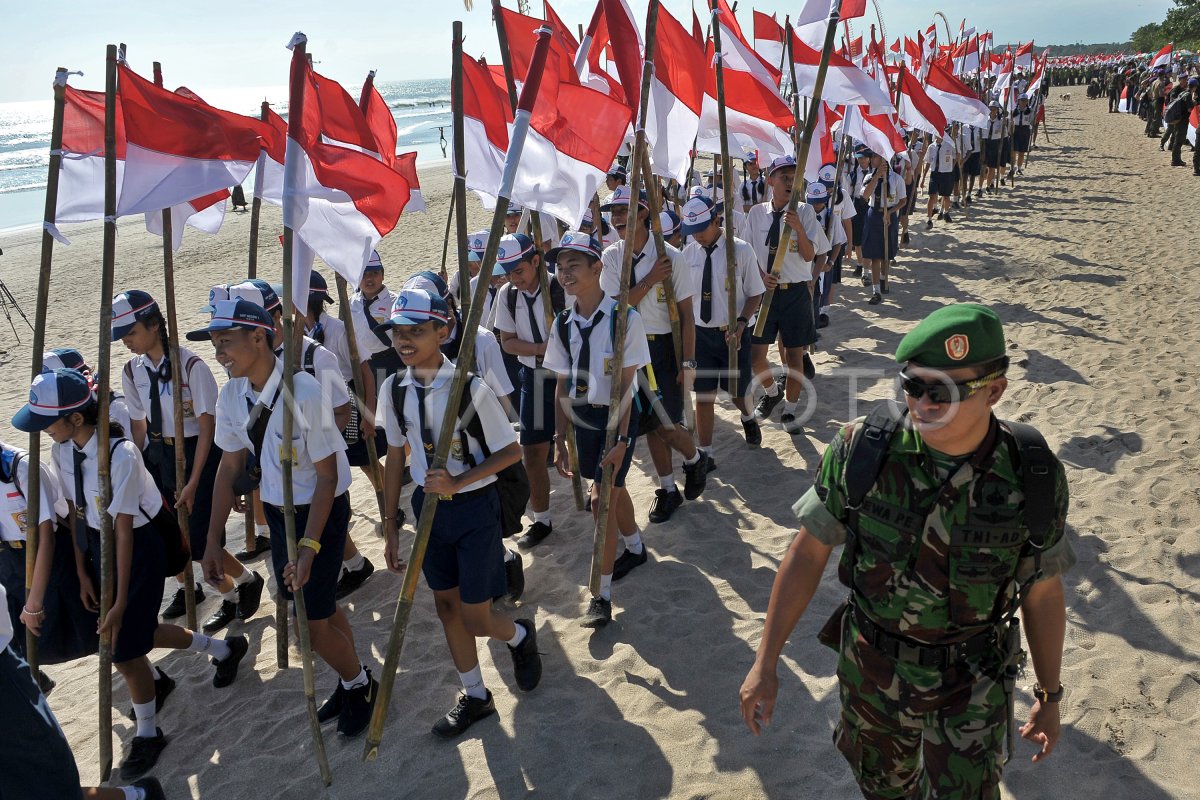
144,188,228,251
903,35,923,78
896,68,947,136
55,86,123,227
952,36,980,75
1186,105,1198,147
752,11,785,73
1014,41,1035,70
544,1,581,53
253,108,287,206
790,29,894,113
841,105,905,160
361,75,398,167
715,0,781,85
1118,86,1130,114
599,0,644,112
458,51,512,205
1150,42,1173,69
498,6,581,86
394,152,425,212
646,6,706,184
692,9,704,45
803,101,838,182
924,60,990,126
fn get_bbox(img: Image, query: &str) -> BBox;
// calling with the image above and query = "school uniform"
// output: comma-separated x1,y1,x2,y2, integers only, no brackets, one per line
600,237,695,425
308,310,384,467
958,125,983,176
904,141,925,215
122,347,223,559
984,117,1004,168
275,337,352,409
542,300,652,488
494,283,559,446
682,234,764,399
739,174,768,209
1012,106,1035,153
307,311,354,384
857,170,907,261
440,318,515,403
350,285,405,384
214,359,352,621
847,159,870,247
447,272,501,331
927,136,959,197
743,201,829,348
378,357,517,604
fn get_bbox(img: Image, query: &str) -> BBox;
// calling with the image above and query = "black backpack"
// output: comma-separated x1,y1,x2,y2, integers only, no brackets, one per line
1164,95,1187,124
392,372,530,537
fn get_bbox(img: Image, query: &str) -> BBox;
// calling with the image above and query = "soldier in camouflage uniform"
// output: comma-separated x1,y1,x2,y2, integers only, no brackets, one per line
740,304,1075,799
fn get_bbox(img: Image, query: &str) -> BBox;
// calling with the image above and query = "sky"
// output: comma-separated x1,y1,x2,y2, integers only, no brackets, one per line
0,0,1175,104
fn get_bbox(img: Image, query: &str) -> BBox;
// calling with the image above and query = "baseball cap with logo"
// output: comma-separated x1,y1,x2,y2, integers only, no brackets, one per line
546,230,603,262
607,165,627,179
364,250,384,272
309,271,333,303
381,288,451,328
599,186,650,212
660,210,681,239
767,154,798,176
495,233,536,272
402,270,450,300
111,290,160,341
467,230,490,263
42,347,89,374
185,298,277,342
805,183,830,206
12,368,95,432
505,203,524,216
680,196,722,236
817,163,838,186
200,284,230,315
228,279,281,314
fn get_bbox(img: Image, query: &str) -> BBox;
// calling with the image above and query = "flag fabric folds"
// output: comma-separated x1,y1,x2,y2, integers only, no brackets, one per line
896,69,947,136
647,6,706,184
925,61,990,127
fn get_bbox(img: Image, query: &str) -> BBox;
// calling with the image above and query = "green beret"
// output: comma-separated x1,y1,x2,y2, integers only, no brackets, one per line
895,304,1005,368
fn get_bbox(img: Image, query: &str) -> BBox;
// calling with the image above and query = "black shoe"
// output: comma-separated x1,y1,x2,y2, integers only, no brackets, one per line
781,412,804,436
868,292,882,306
581,596,613,628
317,683,344,725
235,571,265,619
976,190,983,199
926,217,934,230
682,456,709,501
1171,160,1186,167
119,728,168,780
964,194,972,206
132,777,166,800
816,312,830,329
852,264,864,278
754,390,783,420
335,558,375,600
517,521,553,549
337,676,378,738
613,546,648,580
648,488,683,523
703,451,717,473
741,417,762,447
432,691,496,738
234,535,271,562
860,271,871,287
505,551,525,602
508,619,542,692
212,634,249,689
952,199,960,209
1000,177,1006,186
162,585,204,620
901,231,910,245
802,352,816,380
937,212,945,221
202,600,238,634
126,667,175,721
943,213,953,224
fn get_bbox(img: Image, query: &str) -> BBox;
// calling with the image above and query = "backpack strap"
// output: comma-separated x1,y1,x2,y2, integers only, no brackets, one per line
457,374,489,469
556,309,573,369
549,277,566,314
505,283,519,323
302,341,318,376
839,403,906,589
390,371,410,438
1002,421,1055,551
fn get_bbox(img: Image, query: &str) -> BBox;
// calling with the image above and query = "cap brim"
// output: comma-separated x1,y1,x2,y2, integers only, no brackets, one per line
185,327,218,341
11,405,61,433
111,322,135,341
380,313,445,329
545,244,599,262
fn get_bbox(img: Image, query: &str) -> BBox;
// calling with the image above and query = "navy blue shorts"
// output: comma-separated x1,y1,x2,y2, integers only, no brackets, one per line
929,171,955,197
965,152,982,176
694,325,754,399
411,486,506,605
862,209,900,261
851,198,869,245
182,437,223,560
1014,125,1031,153
572,402,637,488
518,365,556,446
0,647,84,800
751,282,817,348
985,140,1002,168
87,524,165,664
646,334,683,424
1,531,97,665
265,492,350,622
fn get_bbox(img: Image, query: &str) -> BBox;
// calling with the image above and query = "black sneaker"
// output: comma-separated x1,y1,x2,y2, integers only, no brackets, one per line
132,777,166,800
505,551,525,602
682,457,709,501
943,213,953,224
860,271,871,288
648,489,683,523
868,292,882,306
317,682,344,725
235,571,265,619
507,619,542,692
901,231,910,245
754,391,783,420
119,728,168,780
802,352,816,380
126,667,175,721
926,218,933,230
335,558,375,600
781,413,804,436
432,691,496,738
952,199,961,209
581,596,613,628
337,676,378,738
816,312,830,329
234,535,271,562
937,211,946,221
162,585,204,620
612,547,647,580
853,264,863,278
212,634,249,689
742,417,762,447
202,600,237,634
517,521,553,549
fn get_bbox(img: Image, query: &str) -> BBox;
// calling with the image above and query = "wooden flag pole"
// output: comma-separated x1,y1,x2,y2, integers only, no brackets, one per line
451,23,472,317
493,0,520,112
24,68,70,676
753,9,842,338
96,44,119,783
709,0,740,374
244,101,268,558
152,61,199,633
363,26,556,763
591,0,661,596
280,36,332,787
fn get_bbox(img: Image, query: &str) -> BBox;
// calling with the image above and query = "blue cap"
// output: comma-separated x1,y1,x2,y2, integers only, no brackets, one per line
111,290,159,340
309,270,333,303
185,298,276,342
599,186,650,212
42,347,88,374
495,234,536,272
11,369,93,432
806,183,830,205
382,288,451,328
402,270,450,300
364,250,384,272
229,279,281,313
660,210,681,238
680,196,721,236
546,230,603,262
200,284,230,315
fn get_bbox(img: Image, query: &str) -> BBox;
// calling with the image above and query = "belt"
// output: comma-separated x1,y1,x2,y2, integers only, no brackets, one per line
852,601,998,670
777,282,801,290
148,433,176,446
699,324,730,332
0,540,23,550
416,483,497,503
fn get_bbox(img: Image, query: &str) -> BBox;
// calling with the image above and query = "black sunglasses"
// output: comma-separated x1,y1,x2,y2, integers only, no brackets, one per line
898,367,1006,405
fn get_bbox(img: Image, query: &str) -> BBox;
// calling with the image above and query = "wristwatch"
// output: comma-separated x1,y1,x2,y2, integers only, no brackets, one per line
736,316,748,325
1032,683,1064,704
614,434,634,446
681,359,698,370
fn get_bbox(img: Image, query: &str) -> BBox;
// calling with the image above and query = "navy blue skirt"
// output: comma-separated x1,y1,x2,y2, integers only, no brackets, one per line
86,523,165,664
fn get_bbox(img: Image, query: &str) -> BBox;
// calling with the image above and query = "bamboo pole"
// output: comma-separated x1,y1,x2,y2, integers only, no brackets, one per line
281,36,332,787
590,0,661,596
245,102,268,559
96,44,119,784
493,0,520,112
24,68,69,675
439,192,456,283
363,25,556,763
753,10,842,338
709,1,740,374
451,25,472,318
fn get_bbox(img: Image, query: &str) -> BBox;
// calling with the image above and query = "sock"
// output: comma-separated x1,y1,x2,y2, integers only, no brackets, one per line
764,382,780,397
255,523,269,537
532,509,551,525
506,622,527,648
188,631,232,662
599,573,613,601
233,568,257,586
682,450,699,466
819,306,830,315
343,552,365,572
504,548,518,563
783,402,798,415
221,587,237,602
175,578,186,588
132,700,157,739
122,787,147,800
740,413,754,423
459,665,487,700
623,531,644,554
341,666,369,690
658,474,676,492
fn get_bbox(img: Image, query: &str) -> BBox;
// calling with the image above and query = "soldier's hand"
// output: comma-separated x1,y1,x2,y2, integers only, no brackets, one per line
739,662,779,735
1019,700,1061,763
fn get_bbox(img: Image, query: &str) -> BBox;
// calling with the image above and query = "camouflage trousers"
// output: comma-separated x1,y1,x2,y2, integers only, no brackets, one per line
833,611,1008,799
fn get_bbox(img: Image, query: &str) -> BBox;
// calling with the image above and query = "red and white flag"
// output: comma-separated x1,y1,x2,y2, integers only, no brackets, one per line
144,188,228,252
56,86,123,227
253,107,287,206
1151,42,1173,69
1186,105,1198,147
896,69,947,136
1118,85,1131,114
1014,41,1034,70
394,152,426,213
599,0,645,112
803,101,839,182
952,36,980,76
646,6,706,184
790,30,894,114
752,11,786,74
842,105,905,161
925,61,990,126
458,51,513,209
360,72,397,167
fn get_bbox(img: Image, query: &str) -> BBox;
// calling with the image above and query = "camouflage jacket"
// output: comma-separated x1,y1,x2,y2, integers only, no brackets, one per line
794,414,1075,646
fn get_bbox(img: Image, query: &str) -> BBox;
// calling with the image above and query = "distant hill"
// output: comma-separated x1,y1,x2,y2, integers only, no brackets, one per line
991,42,1132,56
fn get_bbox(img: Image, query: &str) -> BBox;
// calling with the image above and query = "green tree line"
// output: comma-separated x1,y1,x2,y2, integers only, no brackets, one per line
1131,0,1200,52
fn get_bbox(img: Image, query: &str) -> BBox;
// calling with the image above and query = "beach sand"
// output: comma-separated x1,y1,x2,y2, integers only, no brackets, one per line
0,96,1197,799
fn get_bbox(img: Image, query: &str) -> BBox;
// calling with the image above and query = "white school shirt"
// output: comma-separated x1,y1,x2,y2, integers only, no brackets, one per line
442,323,515,399
682,234,765,329
1012,107,1036,126
1,446,68,542
542,299,652,406
53,433,161,529
275,337,352,408
957,125,982,154
984,117,1005,140
308,311,355,383
121,347,219,439
817,207,848,248
857,170,908,208
348,286,396,358
929,136,959,173
834,176,857,223
599,237,695,336
448,273,500,330
214,359,352,507
493,283,554,369
743,202,831,283
378,356,516,493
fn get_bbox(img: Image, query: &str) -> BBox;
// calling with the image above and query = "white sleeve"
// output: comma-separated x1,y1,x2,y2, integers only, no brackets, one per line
669,248,696,302
379,374,406,449
476,332,514,397
741,246,767,296
108,441,148,519
122,361,146,421
541,315,570,377
314,347,351,406
187,356,220,417
469,379,518,454
599,246,622,297
295,375,346,463
622,311,652,369
493,285,518,334
214,386,247,453
18,457,68,523
802,206,831,255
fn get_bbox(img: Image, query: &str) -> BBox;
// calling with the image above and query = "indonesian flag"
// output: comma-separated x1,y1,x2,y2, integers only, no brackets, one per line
647,6,706,184
994,49,1015,104
896,69,947,136
144,188,228,252
1118,86,1130,114
458,52,512,209
360,72,397,167
1151,42,1173,69
952,36,980,76
395,152,425,213
753,11,786,74
692,9,704,45
803,101,839,182
795,0,838,29
544,1,581,55
842,105,905,161
791,30,894,114
600,0,645,113
253,107,287,206
56,86,123,226
925,61,990,126
500,6,581,88
1025,50,1050,97
284,38,411,291
1187,105,1198,147
1014,41,1034,70
841,0,868,20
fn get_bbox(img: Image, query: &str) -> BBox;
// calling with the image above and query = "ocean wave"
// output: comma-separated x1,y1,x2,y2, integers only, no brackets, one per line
0,181,47,194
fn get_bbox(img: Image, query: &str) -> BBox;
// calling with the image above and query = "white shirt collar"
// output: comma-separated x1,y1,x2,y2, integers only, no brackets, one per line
399,355,455,390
